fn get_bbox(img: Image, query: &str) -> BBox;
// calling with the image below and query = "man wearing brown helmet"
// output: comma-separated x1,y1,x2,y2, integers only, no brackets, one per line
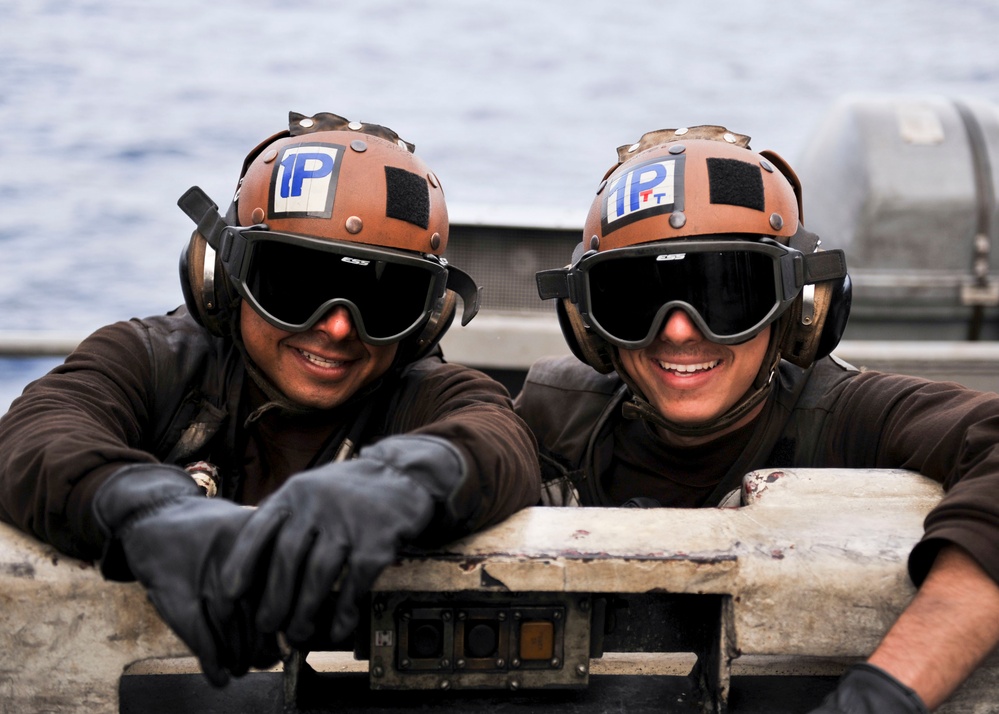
0,111,540,686
516,126,999,712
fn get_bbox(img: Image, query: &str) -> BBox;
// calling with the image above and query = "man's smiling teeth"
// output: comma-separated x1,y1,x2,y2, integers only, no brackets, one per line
657,359,720,374
300,349,345,367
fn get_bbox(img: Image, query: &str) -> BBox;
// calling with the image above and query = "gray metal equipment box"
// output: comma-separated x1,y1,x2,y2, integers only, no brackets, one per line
796,94,999,341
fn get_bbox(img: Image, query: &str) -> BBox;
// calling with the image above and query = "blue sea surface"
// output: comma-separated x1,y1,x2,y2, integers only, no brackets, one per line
2,0,999,410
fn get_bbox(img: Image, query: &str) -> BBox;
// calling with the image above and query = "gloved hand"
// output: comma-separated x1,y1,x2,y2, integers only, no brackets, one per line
809,663,929,713
93,464,278,686
220,435,468,648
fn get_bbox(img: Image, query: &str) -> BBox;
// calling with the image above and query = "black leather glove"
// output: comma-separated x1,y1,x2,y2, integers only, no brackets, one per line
221,435,469,647
93,464,277,686
809,663,929,713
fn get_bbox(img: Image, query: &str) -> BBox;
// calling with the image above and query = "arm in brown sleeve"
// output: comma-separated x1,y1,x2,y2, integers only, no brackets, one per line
0,320,160,560
383,357,541,534
824,371,999,587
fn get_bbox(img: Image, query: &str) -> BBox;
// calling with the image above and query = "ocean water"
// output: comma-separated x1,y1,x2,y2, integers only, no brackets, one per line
2,0,999,410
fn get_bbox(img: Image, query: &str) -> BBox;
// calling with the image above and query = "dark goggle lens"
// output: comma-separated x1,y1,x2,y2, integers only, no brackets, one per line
587,251,779,342
245,241,437,338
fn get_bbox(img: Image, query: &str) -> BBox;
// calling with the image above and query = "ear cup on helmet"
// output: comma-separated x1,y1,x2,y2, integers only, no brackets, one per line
179,229,237,336
816,273,852,361
408,289,458,361
779,274,852,368
556,298,616,374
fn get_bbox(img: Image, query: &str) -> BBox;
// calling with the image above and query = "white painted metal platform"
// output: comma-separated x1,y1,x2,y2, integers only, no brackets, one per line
2,468,998,712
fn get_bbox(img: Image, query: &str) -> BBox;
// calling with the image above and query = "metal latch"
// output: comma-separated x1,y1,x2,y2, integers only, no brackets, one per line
962,233,999,306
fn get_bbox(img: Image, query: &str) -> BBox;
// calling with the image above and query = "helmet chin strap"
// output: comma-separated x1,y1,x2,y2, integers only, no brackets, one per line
615,324,784,439
230,317,318,416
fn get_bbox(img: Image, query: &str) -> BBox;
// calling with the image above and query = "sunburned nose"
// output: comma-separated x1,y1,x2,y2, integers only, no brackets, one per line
313,305,356,340
658,308,705,345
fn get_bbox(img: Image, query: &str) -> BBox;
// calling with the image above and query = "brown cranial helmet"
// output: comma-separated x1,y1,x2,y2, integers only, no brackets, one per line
584,126,800,252
236,113,449,255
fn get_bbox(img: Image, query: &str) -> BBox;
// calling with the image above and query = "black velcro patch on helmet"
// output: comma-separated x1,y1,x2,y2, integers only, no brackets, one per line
706,158,765,211
385,166,430,229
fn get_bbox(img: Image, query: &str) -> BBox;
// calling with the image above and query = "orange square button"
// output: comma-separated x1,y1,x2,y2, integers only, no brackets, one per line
519,621,554,661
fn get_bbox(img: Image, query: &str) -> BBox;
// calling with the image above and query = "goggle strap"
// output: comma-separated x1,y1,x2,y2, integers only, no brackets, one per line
801,249,848,284
788,224,822,254
177,186,228,250
536,268,571,300
445,265,483,325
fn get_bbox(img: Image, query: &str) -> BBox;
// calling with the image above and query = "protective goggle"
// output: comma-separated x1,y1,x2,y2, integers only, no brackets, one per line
536,237,847,349
220,229,450,344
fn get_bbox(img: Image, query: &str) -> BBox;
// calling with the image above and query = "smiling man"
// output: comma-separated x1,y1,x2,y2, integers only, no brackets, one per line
0,111,540,686
515,126,999,712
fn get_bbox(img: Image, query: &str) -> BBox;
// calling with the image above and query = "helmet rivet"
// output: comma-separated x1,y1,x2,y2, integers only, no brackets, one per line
596,179,607,195
430,233,442,250
723,132,737,143
428,172,439,188
675,127,689,136
348,121,363,131
299,118,315,129
345,216,363,234
669,211,687,229
251,207,265,224
262,149,279,164
589,235,600,251
350,139,367,153
668,144,685,155
627,143,641,153
760,159,775,173
770,213,784,230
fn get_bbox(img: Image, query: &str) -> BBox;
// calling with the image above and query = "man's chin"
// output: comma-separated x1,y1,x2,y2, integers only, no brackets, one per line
279,383,353,411
650,394,741,431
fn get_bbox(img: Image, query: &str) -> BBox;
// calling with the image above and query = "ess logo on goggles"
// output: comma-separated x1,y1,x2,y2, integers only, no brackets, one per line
537,238,847,348
222,229,450,344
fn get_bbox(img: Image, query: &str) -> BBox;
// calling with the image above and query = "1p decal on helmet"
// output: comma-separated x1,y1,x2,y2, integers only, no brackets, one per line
601,154,685,235
268,143,343,219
